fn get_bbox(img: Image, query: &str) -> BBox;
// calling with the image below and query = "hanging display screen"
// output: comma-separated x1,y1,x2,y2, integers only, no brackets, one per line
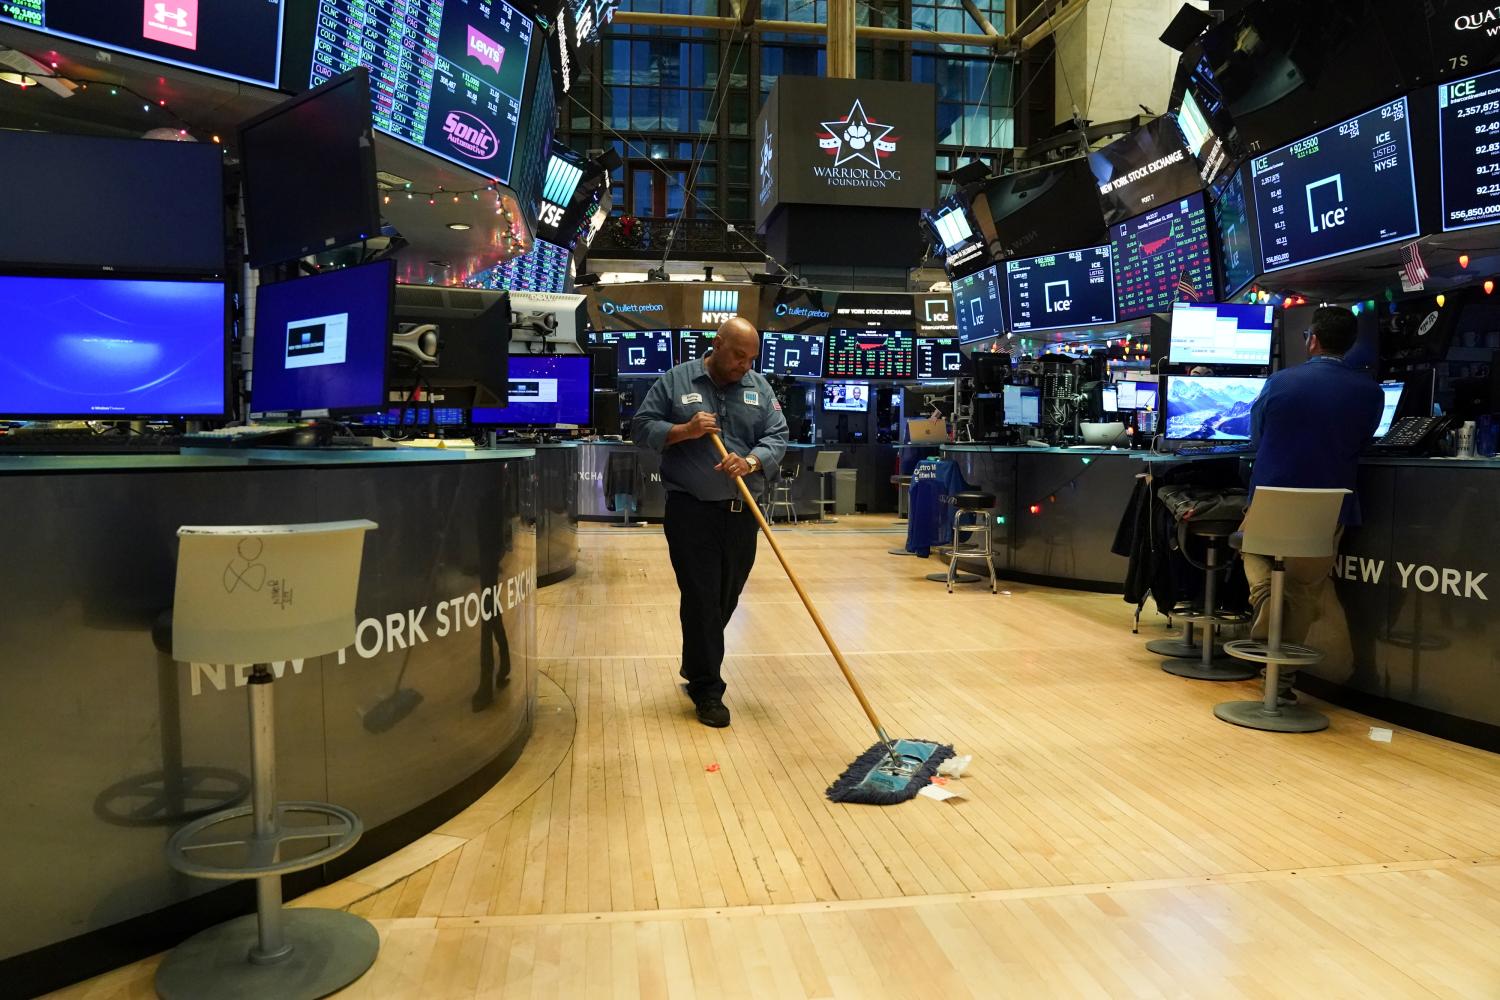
826,328,915,379
1213,165,1258,299
1438,66,1500,231
1004,246,1117,333
1109,192,1216,320
310,0,534,183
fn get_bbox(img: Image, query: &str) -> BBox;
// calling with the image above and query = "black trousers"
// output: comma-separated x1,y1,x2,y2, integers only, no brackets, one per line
663,491,760,700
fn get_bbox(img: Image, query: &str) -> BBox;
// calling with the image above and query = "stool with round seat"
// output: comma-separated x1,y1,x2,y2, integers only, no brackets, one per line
1161,520,1258,682
154,520,381,1000
765,458,800,524
1216,487,1348,733
926,491,998,593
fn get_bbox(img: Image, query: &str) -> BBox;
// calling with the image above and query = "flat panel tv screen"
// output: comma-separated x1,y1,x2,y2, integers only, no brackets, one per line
822,381,869,412
1004,246,1117,333
1250,97,1419,273
952,263,1005,345
472,354,593,426
309,0,535,183
1109,192,1216,321
0,130,224,274
1213,165,1258,299
1162,375,1266,441
915,336,962,380
825,328,915,379
1,0,284,87
760,332,825,378
0,274,226,418
1438,67,1500,231
1168,302,1276,367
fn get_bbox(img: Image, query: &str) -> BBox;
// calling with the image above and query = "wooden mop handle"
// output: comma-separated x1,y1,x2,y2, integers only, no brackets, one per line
709,433,887,739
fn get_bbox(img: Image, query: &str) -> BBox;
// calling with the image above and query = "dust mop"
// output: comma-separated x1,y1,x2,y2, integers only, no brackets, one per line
710,434,954,804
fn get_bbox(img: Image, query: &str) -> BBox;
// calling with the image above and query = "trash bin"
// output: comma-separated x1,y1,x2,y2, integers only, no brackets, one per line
834,469,857,514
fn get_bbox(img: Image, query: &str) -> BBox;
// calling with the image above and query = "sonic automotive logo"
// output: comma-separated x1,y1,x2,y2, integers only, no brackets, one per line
702,288,740,324
814,99,903,189
443,111,499,161
466,24,505,73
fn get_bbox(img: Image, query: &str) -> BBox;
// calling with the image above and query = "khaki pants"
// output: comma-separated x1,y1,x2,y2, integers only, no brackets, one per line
1242,526,1343,645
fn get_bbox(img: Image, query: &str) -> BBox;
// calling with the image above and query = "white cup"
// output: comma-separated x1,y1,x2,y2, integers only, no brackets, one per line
1457,421,1476,459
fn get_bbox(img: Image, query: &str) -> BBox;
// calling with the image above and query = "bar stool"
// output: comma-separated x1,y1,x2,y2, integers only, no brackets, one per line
765,459,800,524
813,450,842,523
927,491,998,593
1216,487,1348,733
155,520,380,1000
1161,520,1258,682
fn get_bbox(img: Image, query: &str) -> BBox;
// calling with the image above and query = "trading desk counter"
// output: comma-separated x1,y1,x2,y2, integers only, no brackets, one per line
943,445,1500,752
0,447,540,994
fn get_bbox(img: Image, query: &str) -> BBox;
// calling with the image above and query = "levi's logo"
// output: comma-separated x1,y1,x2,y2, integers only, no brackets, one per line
467,25,505,73
443,111,499,160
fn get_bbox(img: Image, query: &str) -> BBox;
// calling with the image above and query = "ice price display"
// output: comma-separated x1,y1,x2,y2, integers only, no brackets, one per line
1005,247,1116,333
1251,98,1419,272
1438,67,1500,231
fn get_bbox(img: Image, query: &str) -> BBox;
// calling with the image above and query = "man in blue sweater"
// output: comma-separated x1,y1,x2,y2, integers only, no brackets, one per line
1245,307,1384,694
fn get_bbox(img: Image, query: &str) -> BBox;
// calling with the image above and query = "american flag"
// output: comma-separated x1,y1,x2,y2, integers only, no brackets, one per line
1401,241,1429,287
1175,266,1201,303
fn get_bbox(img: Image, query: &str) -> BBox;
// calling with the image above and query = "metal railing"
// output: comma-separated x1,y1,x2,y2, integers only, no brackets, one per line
589,217,768,261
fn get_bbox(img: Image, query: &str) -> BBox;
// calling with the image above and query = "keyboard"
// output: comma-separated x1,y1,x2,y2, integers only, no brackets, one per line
179,424,303,447
0,431,183,454
1174,442,1251,456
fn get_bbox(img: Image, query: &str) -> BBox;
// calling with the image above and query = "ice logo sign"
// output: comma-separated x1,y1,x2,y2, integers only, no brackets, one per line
443,111,499,161
1307,174,1347,233
143,0,198,49
1045,280,1073,313
466,25,505,73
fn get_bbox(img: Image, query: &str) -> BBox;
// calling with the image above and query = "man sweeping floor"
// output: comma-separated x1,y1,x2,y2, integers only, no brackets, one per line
630,317,789,728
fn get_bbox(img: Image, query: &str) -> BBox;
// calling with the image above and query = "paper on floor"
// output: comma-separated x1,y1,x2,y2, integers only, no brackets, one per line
1369,727,1393,743
937,754,972,778
919,783,963,802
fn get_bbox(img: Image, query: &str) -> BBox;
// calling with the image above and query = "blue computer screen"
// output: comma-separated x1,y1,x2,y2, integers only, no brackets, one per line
251,260,393,415
1163,375,1266,441
1250,97,1419,272
0,274,226,417
472,354,593,425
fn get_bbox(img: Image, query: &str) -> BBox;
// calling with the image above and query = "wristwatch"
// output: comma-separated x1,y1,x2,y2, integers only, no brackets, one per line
745,454,760,473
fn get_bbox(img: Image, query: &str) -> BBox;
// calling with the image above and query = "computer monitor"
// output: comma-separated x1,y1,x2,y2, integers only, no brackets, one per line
250,259,394,416
0,274,227,418
825,329,915,379
915,336,962,380
598,330,673,376
822,382,869,412
952,264,1005,344
1101,386,1119,412
760,333,825,378
1115,380,1138,410
472,354,593,426
973,353,1010,393
0,131,226,275
360,406,467,428
1375,379,1405,437
1002,384,1041,425
677,330,717,365
239,67,382,268
1162,375,1266,442
392,285,511,407
1168,302,1276,367
586,345,618,389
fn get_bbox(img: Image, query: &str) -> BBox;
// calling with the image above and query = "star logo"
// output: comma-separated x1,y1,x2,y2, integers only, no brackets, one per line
818,99,897,169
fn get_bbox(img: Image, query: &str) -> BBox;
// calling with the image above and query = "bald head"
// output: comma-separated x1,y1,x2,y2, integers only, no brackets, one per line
706,317,760,385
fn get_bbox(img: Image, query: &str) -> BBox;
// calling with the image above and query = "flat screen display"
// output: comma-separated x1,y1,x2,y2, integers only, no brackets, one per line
1375,379,1405,437
1438,67,1500,231
361,406,466,427
251,259,394,415
310,0,535,183
1005,246,1116,333
1002,384,1040,425
1113,380,1159,411
1090,116,1203,226
979,157,1107,259
760,332,825,377
1102,386,1118,412
822,381,869,412
239,68,381,269
472,354,593,425
1213,165,1258,299
1250,97,1420,273
1168,302,1275,367
1163,375,1266,441
0,275,226,418
952,264,1005,344
676,330,716,364
468,239,571,293
2,0,284,87
0,130,224,274
826,329,915,379
1110,192,1216,320
915,336,962,380
596,329,673,376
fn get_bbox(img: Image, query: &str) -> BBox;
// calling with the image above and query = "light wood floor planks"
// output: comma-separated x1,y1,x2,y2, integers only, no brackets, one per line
50,516,1500,998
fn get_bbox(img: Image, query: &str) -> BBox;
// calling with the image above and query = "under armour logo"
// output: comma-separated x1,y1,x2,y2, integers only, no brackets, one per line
153,3,188,28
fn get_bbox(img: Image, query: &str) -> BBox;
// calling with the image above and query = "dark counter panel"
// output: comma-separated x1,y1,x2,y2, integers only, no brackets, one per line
534,444,580,585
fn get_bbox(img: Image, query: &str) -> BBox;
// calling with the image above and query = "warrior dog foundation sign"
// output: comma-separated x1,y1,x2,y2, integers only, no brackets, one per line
755,76,936,229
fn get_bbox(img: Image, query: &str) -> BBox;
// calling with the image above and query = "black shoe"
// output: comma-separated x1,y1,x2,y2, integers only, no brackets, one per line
694,697,731,728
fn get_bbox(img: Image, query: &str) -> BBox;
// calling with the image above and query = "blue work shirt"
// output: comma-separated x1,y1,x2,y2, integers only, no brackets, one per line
1248,356,1385,525
630,358,790,502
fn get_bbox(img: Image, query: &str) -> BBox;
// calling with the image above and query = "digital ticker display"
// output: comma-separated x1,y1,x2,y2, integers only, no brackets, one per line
1250,98,1419,273
676,330,716,364
1004,246,1117,333
826,329,915,379
1213,166,1258,299
1438,67,1500,231
915,336,962,380
759,332,825,378
311,0,534,184
952,263,1005,344
1109,192,1215,320
467,238,570,293
594,329,673,376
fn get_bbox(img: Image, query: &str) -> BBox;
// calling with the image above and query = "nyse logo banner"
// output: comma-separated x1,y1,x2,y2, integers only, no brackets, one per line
702,288,740,324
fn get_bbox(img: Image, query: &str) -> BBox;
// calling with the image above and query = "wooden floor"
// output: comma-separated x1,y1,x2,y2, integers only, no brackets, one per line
55,516,1500,999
